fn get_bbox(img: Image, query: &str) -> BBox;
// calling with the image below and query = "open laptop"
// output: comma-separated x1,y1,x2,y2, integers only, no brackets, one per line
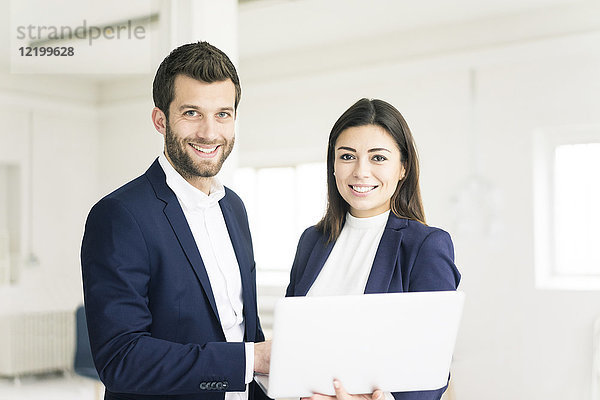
255,290,464,398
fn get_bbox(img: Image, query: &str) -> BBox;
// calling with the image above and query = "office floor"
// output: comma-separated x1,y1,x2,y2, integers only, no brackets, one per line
0,372,101,400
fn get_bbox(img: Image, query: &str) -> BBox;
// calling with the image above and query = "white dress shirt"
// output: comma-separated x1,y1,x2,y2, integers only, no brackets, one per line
158,154,254,398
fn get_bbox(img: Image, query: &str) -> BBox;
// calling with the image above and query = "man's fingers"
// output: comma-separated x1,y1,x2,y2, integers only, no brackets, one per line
253,341,272,374
372,390,383,400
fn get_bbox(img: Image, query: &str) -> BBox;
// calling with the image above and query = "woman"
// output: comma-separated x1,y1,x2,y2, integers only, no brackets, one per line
286,98,461,400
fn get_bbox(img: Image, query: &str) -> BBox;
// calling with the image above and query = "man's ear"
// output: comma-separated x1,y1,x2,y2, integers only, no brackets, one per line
152,107,167,135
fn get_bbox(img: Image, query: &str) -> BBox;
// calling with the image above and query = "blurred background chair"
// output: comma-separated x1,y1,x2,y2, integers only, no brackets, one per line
74,304,103,400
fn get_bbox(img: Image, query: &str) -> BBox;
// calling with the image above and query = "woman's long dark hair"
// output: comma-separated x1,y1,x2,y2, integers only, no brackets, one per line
316,98,425,243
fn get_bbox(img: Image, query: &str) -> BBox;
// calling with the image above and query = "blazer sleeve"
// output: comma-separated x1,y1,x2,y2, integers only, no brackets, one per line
81,198,246,396
391,229,460,400
407,229,460,292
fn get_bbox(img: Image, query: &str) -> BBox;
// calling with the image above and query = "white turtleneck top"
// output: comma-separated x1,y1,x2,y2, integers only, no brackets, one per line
307,210,390,296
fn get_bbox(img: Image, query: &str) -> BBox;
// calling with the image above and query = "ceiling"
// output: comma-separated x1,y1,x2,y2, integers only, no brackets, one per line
237,0,581,58
0,0,592,81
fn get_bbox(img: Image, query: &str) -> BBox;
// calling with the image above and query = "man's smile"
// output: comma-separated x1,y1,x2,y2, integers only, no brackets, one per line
189,143,220,156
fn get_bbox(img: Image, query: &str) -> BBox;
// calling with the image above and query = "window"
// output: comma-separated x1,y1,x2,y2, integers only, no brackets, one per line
534,127,600,289
233,163,327,285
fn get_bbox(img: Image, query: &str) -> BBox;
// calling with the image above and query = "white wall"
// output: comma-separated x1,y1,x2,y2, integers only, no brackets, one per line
458,49,600,400
97,76,162,196
0,77,99,311
237,11,600,400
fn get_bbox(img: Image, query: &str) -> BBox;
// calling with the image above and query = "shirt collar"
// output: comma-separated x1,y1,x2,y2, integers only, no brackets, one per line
345,210,390,229
158,153,225,211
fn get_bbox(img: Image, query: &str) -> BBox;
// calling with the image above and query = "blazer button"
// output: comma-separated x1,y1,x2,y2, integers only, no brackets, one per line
210,382,217,390
200,382,207,390
222,381,228,390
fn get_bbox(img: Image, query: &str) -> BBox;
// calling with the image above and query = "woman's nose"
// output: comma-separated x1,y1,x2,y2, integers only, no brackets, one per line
352,159,370,178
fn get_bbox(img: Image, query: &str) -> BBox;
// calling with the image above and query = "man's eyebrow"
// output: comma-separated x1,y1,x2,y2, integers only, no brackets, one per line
178,104,199,111
368,147,391,153
337,146,356,152
177,105,235,112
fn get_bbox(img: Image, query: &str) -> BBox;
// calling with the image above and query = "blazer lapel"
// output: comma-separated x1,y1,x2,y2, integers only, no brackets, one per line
145,160,221,324
219,198,257,341
295,237,335,296
364,214,407,294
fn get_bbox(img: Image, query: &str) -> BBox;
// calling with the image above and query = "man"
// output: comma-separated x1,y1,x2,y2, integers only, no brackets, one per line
81,41,270,400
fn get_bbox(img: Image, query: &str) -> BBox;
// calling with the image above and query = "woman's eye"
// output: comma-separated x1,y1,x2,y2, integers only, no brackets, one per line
340,153,355,160
372,155,387,162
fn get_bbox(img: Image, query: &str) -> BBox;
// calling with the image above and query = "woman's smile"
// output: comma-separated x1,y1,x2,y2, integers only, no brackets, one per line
349,184,378,195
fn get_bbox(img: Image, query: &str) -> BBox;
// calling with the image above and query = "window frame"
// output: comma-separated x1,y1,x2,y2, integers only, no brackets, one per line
533,125,600,290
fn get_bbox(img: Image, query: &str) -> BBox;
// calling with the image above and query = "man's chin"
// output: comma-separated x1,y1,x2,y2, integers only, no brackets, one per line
168,147,231,179
193,161,226,178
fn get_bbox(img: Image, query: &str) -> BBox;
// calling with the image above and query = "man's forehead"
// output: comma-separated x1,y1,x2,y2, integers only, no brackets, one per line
173,74,234,90
170,75,235,108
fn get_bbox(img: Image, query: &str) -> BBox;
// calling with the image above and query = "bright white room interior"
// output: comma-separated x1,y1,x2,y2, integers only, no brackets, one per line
1,0,600,399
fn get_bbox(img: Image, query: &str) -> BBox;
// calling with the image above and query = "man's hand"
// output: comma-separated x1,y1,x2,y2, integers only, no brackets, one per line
253,340,271,374
302,379,383,400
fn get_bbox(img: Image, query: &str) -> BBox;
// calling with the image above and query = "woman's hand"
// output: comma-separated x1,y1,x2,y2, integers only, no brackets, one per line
302,379,384,400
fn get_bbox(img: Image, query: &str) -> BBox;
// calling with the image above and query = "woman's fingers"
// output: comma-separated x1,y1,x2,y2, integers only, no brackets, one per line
333,379,353,400
371,389,383,400
311,380,381,400
310,394,336,400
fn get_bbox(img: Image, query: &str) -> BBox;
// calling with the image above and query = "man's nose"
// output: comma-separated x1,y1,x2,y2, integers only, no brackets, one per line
195,118,218,141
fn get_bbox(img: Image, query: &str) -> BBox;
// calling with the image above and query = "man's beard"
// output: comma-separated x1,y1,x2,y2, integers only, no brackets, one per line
164,122,234,180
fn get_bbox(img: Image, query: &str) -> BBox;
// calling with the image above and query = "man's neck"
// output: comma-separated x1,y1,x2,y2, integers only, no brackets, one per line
185,176,212,195
163,154,213,195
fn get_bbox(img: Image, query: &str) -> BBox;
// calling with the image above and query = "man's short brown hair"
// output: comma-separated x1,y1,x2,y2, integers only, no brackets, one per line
152,41,241,119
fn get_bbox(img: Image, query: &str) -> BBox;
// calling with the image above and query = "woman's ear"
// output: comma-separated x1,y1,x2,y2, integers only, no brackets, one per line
399,162,407,180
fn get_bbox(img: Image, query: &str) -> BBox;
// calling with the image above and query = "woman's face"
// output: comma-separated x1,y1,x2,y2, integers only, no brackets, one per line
333,124,405,218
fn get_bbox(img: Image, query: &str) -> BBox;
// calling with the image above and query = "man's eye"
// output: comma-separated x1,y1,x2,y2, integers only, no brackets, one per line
340,154,355,160
184,110,198,117
217,112,230,118
372,155,387,162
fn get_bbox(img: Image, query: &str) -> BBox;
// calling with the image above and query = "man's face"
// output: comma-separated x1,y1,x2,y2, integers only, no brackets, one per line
163,75,236,181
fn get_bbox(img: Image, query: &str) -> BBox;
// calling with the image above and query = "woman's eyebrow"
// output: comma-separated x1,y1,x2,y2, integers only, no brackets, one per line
368,147,391,153
336,146,356,152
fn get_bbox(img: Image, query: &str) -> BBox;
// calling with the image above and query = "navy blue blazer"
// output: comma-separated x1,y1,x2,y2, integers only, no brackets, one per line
81,160,266,400
285,213,461,400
